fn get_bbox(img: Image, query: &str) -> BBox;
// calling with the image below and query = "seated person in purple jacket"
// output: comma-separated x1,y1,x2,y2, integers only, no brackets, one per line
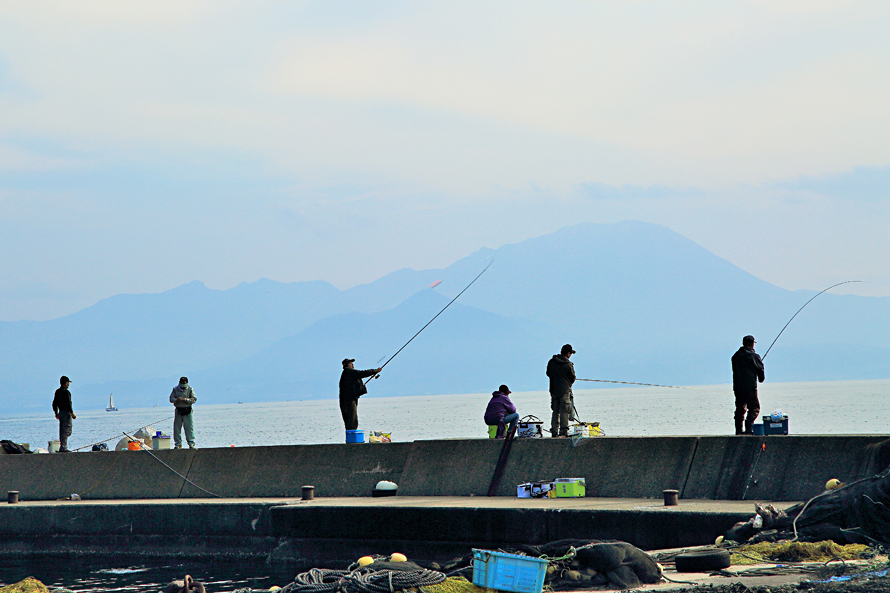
484,385,520,438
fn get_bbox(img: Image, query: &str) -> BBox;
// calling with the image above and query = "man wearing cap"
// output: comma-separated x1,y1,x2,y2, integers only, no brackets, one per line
170,376,198,449
547,344,577,438
338,359,383,431
52,376,76,452
731,335,765,435
484,385,519,439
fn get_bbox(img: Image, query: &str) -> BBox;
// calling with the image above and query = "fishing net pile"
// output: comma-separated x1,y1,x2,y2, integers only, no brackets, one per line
438,539,661,590
730,541,872,565
278,560,446,593
725,468,890,546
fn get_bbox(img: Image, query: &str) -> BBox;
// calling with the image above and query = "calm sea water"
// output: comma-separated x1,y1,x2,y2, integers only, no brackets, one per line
1,379,888,450
0,557,296,592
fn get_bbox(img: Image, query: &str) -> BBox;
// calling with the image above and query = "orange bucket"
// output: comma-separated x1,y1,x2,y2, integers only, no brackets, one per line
127,441,142,451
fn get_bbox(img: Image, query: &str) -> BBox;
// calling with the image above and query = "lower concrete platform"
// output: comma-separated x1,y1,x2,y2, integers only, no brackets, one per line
0,496,792,563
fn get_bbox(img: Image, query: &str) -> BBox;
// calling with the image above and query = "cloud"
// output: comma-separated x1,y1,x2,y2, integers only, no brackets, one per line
775,166,890,202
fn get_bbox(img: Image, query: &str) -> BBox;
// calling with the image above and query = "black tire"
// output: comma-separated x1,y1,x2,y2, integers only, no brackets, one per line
674,549,731,572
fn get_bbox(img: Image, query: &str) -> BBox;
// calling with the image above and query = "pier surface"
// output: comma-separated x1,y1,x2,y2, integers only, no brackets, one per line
1,434,888,561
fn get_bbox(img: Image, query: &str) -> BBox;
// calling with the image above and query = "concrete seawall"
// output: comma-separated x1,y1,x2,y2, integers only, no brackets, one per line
1,435,889,562
1,435,888,502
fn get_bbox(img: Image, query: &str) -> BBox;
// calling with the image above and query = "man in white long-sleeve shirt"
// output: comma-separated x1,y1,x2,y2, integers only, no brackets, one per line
169,376,197,449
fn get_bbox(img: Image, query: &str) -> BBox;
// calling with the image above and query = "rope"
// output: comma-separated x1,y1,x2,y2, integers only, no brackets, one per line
72,416,174,452
282,567,446,593
122,430,221,498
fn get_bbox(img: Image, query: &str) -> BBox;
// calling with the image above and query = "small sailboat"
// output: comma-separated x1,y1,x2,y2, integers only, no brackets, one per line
106,393,118,412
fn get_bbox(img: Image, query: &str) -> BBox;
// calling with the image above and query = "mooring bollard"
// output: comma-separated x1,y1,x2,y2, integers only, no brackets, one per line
302,485,315,501
8,491,19,504
663,489,679,506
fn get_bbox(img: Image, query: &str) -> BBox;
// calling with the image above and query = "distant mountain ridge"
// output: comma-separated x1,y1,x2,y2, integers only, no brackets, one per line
1,221,887,411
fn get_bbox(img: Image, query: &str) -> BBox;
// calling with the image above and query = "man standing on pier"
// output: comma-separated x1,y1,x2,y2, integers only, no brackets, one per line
547,344,576,438
170,376,198,449
52,375,76,452
731,335,765,435
339,358,383,431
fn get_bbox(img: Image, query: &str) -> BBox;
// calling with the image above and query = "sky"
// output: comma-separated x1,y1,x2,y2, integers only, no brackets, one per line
1,1,888,321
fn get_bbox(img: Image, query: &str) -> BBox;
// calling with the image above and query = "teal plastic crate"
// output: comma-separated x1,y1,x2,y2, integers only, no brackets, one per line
472,549,548,593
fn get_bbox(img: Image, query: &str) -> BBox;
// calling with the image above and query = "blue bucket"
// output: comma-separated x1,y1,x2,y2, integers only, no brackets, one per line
752,423,764,435
346,430,364,444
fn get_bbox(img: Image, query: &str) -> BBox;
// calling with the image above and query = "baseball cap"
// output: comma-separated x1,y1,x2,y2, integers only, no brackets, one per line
60,375,71,385
342,358,355,368
743,335,756,345
498,384,511,394
561,344,576,355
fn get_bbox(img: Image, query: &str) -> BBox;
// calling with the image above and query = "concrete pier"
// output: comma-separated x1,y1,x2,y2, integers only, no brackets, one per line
0,435,887,561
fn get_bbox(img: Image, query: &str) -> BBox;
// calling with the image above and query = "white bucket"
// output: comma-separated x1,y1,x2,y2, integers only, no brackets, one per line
47,440,60,453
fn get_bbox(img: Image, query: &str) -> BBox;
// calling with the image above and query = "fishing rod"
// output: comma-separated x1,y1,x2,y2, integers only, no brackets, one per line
576,378,702,390
366,259,494,383
761,280,862,360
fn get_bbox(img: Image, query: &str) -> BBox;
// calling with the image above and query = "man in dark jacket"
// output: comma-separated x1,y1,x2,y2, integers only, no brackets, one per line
547,344,576,437
339,358,383,431
52,375,76,452
731,335,765,435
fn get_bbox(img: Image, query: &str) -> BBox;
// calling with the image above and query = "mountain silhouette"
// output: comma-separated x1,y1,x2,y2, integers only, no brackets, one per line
1,221,886,411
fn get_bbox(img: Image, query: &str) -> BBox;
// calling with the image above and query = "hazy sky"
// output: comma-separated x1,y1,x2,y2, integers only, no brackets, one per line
1,1,888,321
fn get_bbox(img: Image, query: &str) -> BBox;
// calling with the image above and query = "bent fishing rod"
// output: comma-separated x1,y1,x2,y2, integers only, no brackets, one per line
366,259,494,383
761,280,862,360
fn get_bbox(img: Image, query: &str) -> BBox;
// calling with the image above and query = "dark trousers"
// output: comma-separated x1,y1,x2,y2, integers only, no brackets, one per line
339,397,359,430
550,391,573,436
734,391,760,434
58,412,73,450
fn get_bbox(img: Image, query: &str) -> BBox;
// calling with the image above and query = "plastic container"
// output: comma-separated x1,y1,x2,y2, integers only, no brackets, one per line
472,549,548,593
152,435,171,450
346,430,364,444
752,423,764,435
488,425,498,439
47,440,60,453
127,441,143,451
553,477,586,497
763,415,789,435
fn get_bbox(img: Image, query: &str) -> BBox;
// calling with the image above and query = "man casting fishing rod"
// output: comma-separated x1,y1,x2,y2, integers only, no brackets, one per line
731,335,764,435
338,359,383,432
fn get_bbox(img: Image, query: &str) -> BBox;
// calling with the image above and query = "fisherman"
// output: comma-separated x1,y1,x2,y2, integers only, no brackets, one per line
547,344,576,438
484,385,519,439
52,375,76,452
170,376,198,449
339,359,383,430
731,335,765,435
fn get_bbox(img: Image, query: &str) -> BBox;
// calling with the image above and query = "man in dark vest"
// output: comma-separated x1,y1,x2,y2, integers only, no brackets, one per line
52,375,76,452
731,335,765,435
339,358,383,430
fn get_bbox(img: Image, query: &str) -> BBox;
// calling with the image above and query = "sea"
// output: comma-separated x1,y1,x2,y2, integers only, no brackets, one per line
2,379,888,450
0,378,888,591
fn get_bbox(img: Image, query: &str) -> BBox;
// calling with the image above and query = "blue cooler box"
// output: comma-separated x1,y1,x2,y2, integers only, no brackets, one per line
346,430,364,443
763,415,789,435
472,549,548,593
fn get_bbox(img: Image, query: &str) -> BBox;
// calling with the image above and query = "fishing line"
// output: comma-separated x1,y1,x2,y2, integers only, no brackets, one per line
576,378,704,390
122,429,222,498
366,259,494,383
72,416,175,452
762,280,862,360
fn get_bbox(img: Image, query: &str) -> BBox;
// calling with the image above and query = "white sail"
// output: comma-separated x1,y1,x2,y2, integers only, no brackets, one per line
106,393,118,412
